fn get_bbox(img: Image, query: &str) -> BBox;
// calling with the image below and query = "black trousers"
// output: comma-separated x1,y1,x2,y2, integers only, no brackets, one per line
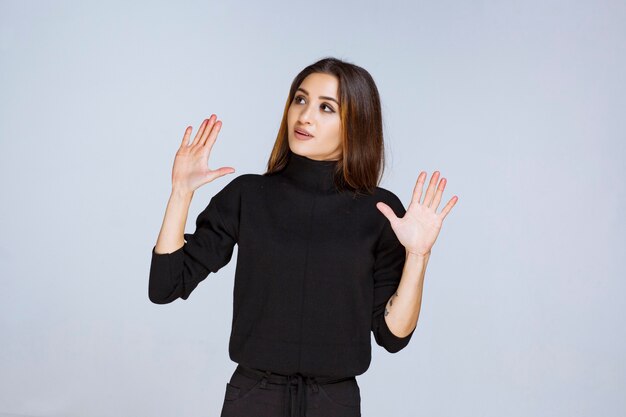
219,364,362,417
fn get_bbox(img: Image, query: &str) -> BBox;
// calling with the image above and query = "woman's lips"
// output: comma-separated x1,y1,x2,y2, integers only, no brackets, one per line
294,129,314,140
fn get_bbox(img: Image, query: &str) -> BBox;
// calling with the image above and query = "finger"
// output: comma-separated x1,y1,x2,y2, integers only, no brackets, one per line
190,118,208,147
199,115,218,147
431,177,447,212
204,166,236,184
203,118,223,149
375,201,399,223
423,171,440,207
191,116,214,148
410,172,426,206
439,196,458,220
180,126,192,148
216,166,236,176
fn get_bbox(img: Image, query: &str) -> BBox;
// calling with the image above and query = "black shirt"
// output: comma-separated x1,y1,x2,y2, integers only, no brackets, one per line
148,151,415,378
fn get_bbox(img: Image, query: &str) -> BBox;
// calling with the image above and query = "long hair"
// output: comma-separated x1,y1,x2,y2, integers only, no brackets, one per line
263,57,387,196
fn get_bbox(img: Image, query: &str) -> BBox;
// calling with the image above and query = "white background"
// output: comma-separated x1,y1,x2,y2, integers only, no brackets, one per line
1,0,624,416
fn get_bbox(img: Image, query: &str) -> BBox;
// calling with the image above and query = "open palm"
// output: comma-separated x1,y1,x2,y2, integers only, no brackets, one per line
172,115,235,194
376,171,458,257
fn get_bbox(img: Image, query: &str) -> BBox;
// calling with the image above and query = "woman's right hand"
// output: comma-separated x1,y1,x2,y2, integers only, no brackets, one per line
171,115,236,195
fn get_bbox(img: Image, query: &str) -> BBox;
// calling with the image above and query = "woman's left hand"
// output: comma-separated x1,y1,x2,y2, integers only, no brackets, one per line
376,171,458,257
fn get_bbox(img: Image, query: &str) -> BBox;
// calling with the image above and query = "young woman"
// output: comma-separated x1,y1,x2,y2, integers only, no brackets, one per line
149,57,458,417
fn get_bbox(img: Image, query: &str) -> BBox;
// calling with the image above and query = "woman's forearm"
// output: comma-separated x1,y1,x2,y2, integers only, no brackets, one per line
154,188,194,254
383,250,430,337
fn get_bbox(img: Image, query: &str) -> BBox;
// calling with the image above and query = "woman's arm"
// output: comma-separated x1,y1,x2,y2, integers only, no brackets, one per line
149,116,238,303
376,170,458,338
383,250,430,338
154,189,194,254
148,179,241,304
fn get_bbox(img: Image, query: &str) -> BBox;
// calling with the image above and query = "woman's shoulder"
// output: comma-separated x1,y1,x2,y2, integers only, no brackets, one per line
219,173,264,189
373,185,404,206
213,172,274,198
369,185,407,217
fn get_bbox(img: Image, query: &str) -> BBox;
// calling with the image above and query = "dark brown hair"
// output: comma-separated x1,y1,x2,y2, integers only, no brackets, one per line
263,57,388,196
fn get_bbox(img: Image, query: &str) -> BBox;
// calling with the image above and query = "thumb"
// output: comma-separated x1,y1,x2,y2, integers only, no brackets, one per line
376,202,398,223
217,167,236,176
204,167,236,184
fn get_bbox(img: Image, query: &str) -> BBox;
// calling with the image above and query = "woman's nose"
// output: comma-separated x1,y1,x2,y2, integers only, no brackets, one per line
297,107,314,124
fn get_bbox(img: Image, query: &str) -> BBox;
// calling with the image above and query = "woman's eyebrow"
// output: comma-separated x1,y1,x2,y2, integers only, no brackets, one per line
296,87,339,106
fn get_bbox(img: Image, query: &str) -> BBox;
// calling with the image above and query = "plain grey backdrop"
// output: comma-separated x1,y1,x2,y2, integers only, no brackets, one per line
1,0,624,416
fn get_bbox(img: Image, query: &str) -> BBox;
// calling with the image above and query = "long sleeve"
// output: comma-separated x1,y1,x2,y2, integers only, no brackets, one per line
148,176,242,304
371,194,415,353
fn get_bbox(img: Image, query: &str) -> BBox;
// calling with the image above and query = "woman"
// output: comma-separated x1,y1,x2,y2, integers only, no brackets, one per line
149,57,458,417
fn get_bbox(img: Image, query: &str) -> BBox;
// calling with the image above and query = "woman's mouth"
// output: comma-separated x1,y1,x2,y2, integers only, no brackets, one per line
294,128,314,140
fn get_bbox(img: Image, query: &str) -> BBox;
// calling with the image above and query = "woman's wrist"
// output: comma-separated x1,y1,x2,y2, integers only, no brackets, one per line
171,187,194,201
406,249,431,258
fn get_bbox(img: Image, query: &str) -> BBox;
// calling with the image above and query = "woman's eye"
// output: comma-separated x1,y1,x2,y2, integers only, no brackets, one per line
321,103,335,113
294,96,335,113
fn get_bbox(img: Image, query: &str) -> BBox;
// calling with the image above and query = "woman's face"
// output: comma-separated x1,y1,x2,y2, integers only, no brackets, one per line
287,72,342,161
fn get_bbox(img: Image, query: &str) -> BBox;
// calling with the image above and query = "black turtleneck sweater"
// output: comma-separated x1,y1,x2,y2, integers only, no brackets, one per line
148,151,415,378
